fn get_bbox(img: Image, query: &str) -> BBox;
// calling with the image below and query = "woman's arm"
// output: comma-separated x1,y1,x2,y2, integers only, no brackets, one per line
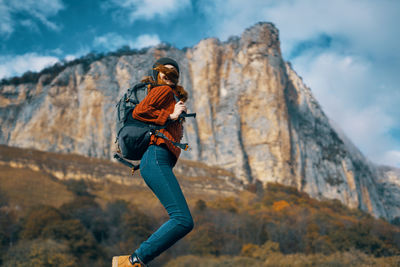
132,85,174,125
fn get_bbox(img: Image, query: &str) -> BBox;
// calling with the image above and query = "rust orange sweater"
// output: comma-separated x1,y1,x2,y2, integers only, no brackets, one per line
131,85,183,159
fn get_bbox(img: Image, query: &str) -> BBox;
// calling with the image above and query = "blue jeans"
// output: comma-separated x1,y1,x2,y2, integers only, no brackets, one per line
135,145,194,264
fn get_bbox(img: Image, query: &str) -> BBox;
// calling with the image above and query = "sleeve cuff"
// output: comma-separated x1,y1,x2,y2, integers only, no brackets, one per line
155,108,170,125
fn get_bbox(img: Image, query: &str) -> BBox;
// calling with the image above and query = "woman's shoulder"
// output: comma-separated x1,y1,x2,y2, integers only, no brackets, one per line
150,85,173,94
147,85,176,103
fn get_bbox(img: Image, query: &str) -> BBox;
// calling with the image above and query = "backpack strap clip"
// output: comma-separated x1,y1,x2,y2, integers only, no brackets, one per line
151,129,189,151
113,153,140,176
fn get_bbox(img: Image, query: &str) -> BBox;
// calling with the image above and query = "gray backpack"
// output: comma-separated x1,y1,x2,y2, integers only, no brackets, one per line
115,82,149,139
114,83,195,173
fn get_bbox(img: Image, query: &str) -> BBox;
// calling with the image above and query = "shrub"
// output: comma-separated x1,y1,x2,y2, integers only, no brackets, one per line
20,206,63,240
2,239,77,267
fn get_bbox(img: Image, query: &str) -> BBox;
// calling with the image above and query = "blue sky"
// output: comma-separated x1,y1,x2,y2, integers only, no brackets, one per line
1,0,399,167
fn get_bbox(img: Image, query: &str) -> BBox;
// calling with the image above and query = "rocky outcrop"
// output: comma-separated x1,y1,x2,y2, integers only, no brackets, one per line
376,166,400,221
0,22,398,220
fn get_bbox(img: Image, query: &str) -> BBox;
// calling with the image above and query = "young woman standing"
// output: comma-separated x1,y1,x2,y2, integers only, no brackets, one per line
114,58,194,267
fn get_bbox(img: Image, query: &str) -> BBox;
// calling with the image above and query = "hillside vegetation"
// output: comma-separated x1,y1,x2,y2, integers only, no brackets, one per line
0,146,399,266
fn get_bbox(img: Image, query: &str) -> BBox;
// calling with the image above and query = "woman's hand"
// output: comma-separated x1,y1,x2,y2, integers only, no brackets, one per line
169,101,187,120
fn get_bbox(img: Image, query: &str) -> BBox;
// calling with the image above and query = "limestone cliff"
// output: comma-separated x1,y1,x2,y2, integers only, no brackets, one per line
0,22,398,220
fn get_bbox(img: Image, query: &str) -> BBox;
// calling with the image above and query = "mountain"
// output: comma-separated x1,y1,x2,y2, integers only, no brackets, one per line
0,22,399,221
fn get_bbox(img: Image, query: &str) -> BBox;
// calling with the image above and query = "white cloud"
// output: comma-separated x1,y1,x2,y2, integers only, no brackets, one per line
64,55,76,62
0,0,65,36
134,34,161,49
264,0,400,62
382,151,400,168
0,1,13,35
94,33,160,51
104,0,191,23
0,53,59,79
93,32,128,50
293,52,373,110
200,0,400,59
198,0,271,40
197,0,400,167
292,50,400,167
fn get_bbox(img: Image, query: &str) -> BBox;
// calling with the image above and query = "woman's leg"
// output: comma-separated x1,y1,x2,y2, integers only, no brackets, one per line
135,145,194,264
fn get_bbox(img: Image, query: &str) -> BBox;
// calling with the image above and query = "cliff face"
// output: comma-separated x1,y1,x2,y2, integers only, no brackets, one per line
0,22,398,220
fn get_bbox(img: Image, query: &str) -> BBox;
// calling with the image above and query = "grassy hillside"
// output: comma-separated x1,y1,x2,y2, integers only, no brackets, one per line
0,144,243,214
0,145,399,266
0,164,74,210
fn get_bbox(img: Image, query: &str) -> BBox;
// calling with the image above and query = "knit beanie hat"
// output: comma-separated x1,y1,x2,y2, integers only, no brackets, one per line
152,57,180,81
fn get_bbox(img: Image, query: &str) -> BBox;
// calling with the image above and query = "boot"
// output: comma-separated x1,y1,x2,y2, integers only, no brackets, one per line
112,253,145,267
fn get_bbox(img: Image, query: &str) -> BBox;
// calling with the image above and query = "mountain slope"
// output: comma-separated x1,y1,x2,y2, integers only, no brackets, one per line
0,144,242,203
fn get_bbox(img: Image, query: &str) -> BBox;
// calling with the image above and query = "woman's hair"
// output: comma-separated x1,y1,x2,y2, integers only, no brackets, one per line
141,64,188,102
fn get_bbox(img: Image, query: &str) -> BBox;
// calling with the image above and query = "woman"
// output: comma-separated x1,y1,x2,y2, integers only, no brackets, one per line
115,58,194,267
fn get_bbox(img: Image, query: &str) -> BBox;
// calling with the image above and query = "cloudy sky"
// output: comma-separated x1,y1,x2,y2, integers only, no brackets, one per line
1,0,399,167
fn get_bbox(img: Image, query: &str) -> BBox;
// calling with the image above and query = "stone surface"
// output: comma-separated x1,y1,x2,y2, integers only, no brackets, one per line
1,22,399,220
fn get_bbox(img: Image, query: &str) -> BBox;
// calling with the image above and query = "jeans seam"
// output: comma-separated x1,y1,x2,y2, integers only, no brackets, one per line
141,145,156,172
148,147,191,223
154,145,160,166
